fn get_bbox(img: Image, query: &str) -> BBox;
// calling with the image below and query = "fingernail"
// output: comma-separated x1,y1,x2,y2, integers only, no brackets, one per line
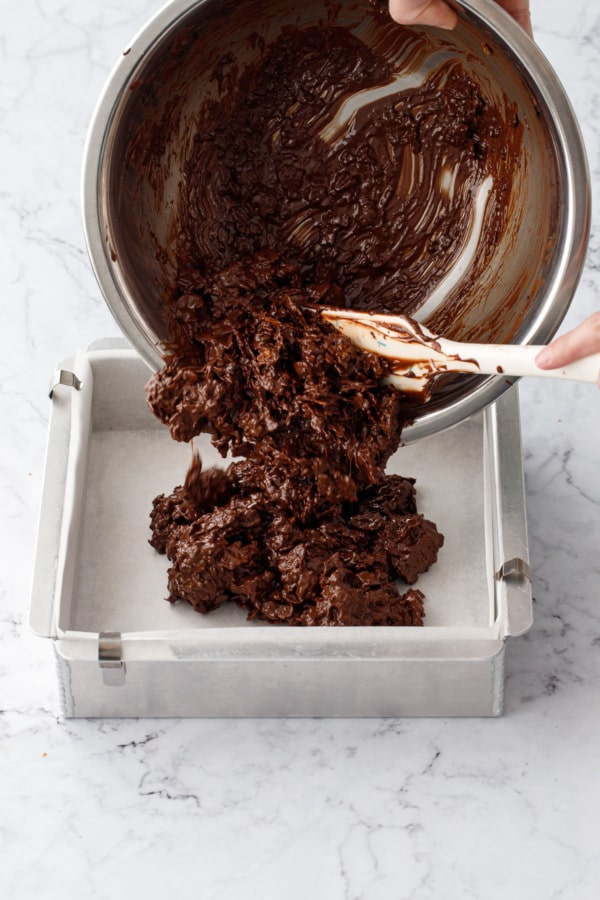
535,347,553,368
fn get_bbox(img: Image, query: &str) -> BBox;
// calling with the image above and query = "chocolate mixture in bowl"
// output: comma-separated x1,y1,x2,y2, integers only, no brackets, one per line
146,11,521,625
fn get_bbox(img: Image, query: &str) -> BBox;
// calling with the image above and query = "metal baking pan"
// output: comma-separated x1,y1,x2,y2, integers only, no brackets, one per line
30,341,532,717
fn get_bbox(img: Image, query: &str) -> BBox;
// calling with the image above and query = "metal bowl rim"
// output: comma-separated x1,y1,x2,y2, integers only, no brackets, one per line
81,0,591,443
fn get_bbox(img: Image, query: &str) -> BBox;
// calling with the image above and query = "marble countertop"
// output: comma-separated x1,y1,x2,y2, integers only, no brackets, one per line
2,1,599,897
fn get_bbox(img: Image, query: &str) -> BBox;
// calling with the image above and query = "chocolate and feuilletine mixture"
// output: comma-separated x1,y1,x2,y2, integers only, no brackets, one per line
145,7,517,625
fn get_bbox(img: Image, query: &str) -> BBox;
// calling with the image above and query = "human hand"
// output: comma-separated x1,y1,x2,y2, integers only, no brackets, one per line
536,313,600,388
388,1,533,38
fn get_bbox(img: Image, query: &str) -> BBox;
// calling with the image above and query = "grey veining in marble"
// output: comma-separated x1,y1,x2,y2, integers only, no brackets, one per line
1,1,599,898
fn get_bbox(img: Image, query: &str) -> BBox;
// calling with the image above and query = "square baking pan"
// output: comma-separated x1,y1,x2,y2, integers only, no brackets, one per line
30,341,532,717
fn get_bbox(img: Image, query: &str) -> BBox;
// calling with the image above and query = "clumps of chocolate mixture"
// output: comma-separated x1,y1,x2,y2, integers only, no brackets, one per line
147,245,445,624
150,455,441,625
146,251,404,502
141,15,526,624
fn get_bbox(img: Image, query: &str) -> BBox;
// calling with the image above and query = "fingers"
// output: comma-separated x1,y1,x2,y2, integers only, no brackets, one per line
388,0,458,29
497,2,533,38
536,313,600,387
388,1,533,38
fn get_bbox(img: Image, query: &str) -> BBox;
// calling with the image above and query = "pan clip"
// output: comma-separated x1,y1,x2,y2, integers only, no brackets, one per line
495,557,532,584
49,369,83,399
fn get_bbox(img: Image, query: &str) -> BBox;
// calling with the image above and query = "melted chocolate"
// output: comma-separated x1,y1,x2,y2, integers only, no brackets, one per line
175,23,507,313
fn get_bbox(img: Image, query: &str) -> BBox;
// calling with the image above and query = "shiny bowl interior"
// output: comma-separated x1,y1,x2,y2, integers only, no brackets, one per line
82,0,590,441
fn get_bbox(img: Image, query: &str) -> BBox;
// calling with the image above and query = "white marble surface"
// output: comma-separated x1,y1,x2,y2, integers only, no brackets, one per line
2,1,600,897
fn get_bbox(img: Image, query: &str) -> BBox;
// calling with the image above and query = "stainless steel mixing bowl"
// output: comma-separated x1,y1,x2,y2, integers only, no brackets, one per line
82,0,590,441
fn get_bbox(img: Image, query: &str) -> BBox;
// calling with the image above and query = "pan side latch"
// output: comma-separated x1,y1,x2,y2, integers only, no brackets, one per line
49,369,83,399
99,632,126,686
495,557,532,584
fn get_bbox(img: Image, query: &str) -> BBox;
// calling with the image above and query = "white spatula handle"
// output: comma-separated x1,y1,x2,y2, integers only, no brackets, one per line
439,339,600,383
